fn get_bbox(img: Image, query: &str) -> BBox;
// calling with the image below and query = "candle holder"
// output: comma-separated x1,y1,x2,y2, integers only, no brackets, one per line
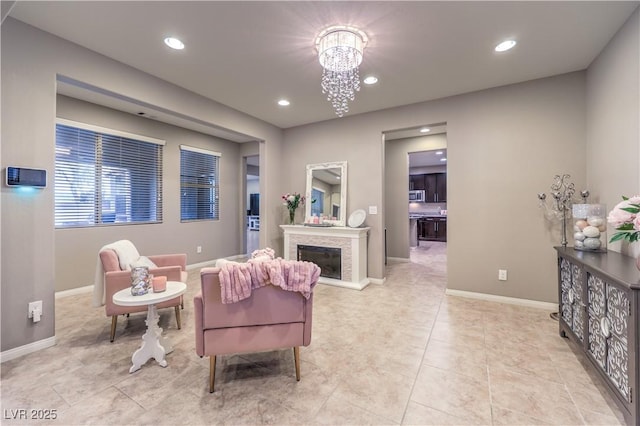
537,174,588,247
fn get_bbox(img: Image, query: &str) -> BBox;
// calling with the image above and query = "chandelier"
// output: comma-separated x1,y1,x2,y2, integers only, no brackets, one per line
315,26,368,117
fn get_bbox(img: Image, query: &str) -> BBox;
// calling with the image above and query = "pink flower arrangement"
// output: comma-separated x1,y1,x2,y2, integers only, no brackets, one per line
281,192,305,212
282,192,305,224
607,195,640,243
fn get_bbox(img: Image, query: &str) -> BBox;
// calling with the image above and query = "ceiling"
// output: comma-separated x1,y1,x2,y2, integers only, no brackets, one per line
6,1,638,132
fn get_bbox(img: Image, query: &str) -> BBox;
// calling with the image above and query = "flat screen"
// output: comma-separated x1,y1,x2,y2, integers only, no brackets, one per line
6,167,47,187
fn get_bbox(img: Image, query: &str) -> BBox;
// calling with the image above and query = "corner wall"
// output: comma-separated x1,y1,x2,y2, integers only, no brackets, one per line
1,18,284,353
284,71,587,302
54,96,244,292
586,7,640,255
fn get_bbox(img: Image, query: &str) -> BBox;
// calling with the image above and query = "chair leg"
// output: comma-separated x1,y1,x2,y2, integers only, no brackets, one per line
209,356,217,393
174,305,182,329
110,316,117,342
293,346,301,381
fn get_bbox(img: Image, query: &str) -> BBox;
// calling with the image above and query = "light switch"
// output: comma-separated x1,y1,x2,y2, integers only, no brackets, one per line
368,206,378,215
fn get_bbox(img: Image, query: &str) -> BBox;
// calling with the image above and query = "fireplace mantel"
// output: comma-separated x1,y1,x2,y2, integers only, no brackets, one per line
280,225,370,290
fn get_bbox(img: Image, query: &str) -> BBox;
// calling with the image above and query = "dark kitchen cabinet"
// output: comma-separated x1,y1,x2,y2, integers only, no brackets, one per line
417,217,447,242
409,174,426,190
425,173,447,202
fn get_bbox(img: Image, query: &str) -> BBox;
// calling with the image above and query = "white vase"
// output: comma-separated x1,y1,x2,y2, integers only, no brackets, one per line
630,243,640,272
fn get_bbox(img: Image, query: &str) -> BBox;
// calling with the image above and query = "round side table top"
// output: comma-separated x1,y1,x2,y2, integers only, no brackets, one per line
112,281,186,307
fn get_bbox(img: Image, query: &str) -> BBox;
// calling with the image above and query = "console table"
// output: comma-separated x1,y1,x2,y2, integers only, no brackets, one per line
555,247,640,425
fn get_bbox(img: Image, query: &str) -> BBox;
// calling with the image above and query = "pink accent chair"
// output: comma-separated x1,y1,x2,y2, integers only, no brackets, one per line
100,249,188,342
194,267,314,392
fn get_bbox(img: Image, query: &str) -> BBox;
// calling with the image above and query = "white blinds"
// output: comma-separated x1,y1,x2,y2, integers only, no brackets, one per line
180,145,220,221
55,122,163,228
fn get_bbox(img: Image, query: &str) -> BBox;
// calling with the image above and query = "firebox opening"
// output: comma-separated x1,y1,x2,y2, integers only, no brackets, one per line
297,245,341,280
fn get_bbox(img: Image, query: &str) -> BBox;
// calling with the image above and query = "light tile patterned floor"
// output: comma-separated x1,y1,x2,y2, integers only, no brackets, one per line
0,242,627,425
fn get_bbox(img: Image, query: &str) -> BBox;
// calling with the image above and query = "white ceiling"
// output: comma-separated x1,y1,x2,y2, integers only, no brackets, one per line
7,1,638,132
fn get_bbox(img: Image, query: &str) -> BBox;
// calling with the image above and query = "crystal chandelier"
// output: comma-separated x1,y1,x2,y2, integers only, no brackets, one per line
316,26,368,117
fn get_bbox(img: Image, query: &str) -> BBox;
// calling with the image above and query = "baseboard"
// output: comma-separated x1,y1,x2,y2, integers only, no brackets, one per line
187,254,246,270
445,289,557,311
368,277,386,285
0,336,56,363
55,285,93,299
387,257,410,263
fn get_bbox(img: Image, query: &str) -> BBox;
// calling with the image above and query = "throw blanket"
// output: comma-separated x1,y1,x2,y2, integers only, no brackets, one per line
218,258,320,304
92,240,140,307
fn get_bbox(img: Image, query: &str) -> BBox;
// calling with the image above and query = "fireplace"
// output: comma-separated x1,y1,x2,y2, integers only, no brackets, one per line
297,245,341,280
280,225,369,290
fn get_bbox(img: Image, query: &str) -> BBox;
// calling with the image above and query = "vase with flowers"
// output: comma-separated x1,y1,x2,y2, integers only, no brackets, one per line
607,195,640,270
282,192,305,224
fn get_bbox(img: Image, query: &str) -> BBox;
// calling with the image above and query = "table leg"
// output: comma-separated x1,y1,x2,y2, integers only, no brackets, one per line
129,304,170,373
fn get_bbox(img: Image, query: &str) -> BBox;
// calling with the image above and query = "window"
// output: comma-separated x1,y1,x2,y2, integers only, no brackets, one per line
311,187,324,216
180,145,220,221
55,120,164,228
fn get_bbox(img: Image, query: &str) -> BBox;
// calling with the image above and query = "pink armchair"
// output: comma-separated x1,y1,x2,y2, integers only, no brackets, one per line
99,246,188,342
194,266,315,392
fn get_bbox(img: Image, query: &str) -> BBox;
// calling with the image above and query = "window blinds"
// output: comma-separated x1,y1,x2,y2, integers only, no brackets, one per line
180,145,220,221
55,121,163,228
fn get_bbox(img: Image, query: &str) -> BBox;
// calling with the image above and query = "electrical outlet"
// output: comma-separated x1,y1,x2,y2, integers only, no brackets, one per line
368,206,378,215
196,246,202,253
498,269,508,281
28,300,43,322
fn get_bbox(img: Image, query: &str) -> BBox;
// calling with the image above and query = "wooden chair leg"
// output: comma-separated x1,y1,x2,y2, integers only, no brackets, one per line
175,305,182,329
209,356,216,393
293,346,301,381
110,316,117,342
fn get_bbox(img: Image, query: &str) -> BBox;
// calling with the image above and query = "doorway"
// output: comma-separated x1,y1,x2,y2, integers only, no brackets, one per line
245,155,260,255
383,124,447,264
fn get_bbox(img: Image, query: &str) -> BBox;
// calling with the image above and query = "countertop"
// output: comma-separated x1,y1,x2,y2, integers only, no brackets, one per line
409,214,447,219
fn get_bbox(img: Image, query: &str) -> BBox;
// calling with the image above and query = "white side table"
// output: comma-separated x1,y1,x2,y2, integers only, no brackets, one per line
112,281,187,373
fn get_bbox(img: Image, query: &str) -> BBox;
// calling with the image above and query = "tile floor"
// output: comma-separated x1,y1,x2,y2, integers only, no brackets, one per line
0,242,627,425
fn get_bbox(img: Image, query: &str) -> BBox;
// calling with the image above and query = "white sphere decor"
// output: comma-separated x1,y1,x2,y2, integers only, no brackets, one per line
583,226,600,238
572,204,607,251
583,237,602,250
587,216,604,227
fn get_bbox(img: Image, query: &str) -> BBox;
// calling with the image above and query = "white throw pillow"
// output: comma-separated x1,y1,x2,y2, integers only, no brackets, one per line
114,240,141,271
130,256,158,269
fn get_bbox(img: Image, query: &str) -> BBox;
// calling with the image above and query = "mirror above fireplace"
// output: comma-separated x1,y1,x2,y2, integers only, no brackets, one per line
305,161,347,226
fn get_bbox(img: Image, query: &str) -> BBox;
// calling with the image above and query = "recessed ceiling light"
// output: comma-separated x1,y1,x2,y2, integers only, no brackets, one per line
440,158,447,162
278,99,290,106
363,76,378,85
495,40,516,52
435,151,443,155
419,127,430,133
164,37,184,50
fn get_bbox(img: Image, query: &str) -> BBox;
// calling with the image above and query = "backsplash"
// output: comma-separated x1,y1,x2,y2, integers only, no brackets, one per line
409,202,447,214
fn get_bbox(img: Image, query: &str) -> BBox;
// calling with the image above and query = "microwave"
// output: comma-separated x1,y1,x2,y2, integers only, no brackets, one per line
409,190,425,202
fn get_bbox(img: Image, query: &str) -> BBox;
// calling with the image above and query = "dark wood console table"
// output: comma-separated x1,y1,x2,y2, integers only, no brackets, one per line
555,246,640,425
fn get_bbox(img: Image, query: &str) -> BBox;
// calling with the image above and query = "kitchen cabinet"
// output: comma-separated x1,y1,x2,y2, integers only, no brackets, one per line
425,173,447,202
555,247,640,425
409,174,426,190
417,217,447,242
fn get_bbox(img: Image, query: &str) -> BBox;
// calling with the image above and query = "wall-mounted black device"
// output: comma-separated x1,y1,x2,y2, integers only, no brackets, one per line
6,166,47,188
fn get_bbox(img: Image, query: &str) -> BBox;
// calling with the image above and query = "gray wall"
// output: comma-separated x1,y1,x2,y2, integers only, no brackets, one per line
283,71,587,302
586,7,640,256
386,134,448,259
1,18,284,353
54,95,244,292
2,8,639,354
